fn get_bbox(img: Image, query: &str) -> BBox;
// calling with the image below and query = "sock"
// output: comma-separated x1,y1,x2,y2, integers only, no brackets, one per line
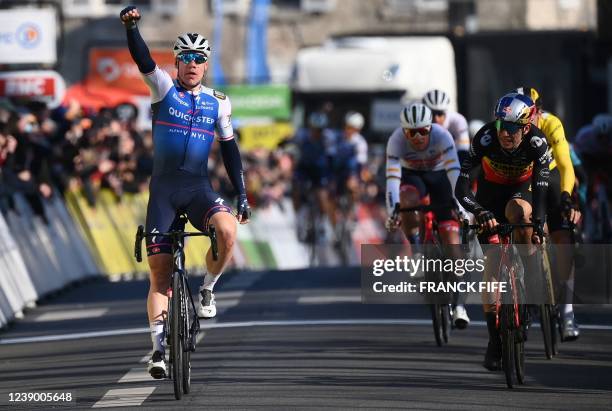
408,232,421,255
150,321,164,354
201,272,221,292
565,279,575,305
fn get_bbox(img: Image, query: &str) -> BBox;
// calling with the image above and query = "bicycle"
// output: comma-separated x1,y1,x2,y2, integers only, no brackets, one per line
391,203,455,347
134,216,218,400
462,221,537,388
333,192,357,266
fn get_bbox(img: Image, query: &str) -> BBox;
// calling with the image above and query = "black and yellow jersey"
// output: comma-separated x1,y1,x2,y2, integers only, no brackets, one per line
535,111,575,194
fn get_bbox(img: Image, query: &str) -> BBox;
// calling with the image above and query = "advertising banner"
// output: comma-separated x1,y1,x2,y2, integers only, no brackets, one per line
219,84,291,120
239,122,293,150
0,9,57,65
86,48,176,95
0,70,65,108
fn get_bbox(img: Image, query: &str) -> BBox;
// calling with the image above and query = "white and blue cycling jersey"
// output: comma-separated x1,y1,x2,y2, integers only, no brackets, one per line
143,66,234,176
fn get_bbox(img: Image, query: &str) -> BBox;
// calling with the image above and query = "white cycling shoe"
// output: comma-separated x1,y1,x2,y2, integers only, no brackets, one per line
453,305,470,329
198,288,217,319
147,350,166,379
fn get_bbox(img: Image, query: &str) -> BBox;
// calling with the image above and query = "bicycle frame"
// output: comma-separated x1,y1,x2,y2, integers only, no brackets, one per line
134,218,218,398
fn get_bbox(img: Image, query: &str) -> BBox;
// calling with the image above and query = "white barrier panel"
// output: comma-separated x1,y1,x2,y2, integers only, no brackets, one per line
41,196,85,283
0,192,101,328
47,195,98,276
248,200,310,269
12,194,65,296
0,208,37,327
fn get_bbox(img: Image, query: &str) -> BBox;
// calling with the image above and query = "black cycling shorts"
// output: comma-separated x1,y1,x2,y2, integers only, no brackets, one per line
475,177,533,244
476,177,532,225
145,172,231,256
400,168,455,221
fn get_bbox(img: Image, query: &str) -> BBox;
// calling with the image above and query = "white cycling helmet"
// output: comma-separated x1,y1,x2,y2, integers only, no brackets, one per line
173,32,211,58
592,113,612,135
345,111,364,130
422,89,451,112
400,102,432,129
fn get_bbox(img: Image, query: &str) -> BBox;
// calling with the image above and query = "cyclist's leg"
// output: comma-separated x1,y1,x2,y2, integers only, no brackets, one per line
185,189,233,318
504,185,544,307
399,169,427,251
547,168,580,339
475,180,511,370
144,180,182,376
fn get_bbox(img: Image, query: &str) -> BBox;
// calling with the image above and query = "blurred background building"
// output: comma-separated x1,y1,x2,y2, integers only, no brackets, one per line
0,0,611,270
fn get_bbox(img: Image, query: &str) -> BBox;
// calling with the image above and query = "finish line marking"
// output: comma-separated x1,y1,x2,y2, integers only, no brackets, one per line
2,319,612,345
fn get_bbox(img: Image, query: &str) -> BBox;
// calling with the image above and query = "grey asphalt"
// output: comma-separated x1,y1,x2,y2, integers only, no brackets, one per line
0,267,611,410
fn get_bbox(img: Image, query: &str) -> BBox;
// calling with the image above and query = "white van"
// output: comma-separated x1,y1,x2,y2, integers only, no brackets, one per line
291,36,457,137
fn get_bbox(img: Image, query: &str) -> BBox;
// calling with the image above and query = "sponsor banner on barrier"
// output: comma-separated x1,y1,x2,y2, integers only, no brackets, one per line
239,122,293,150
0,70,66,108
218,84,291,120
0,8,57,64
86,47,176,95
361,244,612,304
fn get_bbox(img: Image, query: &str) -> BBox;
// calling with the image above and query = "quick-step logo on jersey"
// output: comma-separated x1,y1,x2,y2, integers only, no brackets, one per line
152,84,221,174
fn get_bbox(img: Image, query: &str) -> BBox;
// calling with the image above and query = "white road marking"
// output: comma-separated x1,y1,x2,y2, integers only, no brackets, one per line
0,327,149,345
92,387,155,408
118,368,151,383
298,296,361,304
3,319,612,345
35,308,108,322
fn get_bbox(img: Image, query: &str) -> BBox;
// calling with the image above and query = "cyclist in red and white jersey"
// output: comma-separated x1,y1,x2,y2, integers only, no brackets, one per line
385,102,470,328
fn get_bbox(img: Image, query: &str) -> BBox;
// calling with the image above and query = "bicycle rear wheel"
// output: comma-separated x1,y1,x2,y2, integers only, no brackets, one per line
441,305,451,344
540,304,554,359
171,273,184,400
430,304,443,347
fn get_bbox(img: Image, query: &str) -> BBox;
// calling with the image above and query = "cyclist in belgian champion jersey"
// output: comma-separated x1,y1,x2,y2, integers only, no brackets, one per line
456,93,549,371
515,86,581,341
120,6,251,379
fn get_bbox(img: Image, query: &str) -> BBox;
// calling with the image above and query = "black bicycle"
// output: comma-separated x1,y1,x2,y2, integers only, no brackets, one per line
134,216,218,400
463,221,537,388
391,203,456,346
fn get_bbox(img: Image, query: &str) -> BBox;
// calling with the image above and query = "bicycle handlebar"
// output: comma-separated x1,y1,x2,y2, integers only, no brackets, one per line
391,203,457,220
461,220,537,243
134,225,218,263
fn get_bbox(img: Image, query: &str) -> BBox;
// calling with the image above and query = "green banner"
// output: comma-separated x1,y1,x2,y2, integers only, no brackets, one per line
218,84,291,120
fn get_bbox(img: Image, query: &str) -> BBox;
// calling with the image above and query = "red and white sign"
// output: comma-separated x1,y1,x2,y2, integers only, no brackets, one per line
0,70,66,108
87,48,176,95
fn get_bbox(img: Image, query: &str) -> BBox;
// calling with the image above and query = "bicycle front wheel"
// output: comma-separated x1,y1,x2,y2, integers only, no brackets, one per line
181,275,191,394
171,273,184,400
441,304,451,344
540,304,554,359
501,328,515,388
430,304,443,347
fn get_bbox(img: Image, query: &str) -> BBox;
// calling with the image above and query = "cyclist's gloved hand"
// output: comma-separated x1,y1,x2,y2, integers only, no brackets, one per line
561,191,580,225
385,215,400,232
236,194,251,224
532,219,545,245
120,5,141,28
476,210,498,232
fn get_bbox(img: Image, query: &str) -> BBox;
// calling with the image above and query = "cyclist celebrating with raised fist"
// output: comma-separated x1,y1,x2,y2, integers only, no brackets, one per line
120,5,251,379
